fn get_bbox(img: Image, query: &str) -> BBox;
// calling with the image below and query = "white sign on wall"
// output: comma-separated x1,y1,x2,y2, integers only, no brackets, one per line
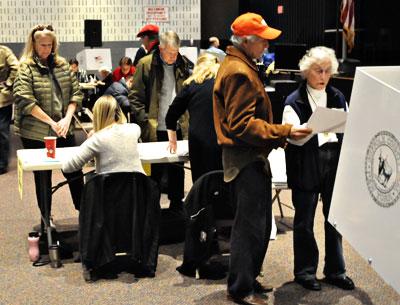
329,66,400,294
145,6,169,23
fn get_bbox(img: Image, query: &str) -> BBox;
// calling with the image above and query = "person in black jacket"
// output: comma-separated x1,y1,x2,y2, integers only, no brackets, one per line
282,46,355,291
96,66,113,97
104,75,134,120
166,53,222,182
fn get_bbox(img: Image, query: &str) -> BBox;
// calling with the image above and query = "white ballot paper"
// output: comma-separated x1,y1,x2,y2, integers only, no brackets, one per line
307,106,347,133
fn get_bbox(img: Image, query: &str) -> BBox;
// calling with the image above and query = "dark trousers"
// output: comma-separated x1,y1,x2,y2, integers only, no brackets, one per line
188,136,222,183
227,161,272,297
0,104,12,170
21,135,84,215
292,145,345,280
151,130,184,205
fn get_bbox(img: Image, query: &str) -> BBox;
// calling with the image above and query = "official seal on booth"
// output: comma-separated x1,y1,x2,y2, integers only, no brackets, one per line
365,130,400,207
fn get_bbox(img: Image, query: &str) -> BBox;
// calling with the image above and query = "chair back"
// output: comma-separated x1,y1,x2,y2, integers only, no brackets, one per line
79,171,160,274
178,170,234,275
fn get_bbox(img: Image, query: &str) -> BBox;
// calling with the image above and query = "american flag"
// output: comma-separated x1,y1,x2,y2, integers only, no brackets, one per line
340,0,355,52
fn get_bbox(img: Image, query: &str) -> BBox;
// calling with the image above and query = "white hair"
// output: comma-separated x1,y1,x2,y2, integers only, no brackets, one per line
230,35,261,48
298,46,339,75
159,31,181,49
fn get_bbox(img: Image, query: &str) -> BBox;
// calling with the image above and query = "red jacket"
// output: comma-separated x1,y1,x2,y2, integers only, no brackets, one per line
112,66,136,82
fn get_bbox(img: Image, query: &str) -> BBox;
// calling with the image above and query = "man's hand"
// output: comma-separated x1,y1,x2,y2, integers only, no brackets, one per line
289,126,312,140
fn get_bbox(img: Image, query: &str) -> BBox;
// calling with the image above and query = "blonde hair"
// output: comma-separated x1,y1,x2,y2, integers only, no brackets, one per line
183,53,220,85
298,46,339,76
92,95,127,132
20,24,65,65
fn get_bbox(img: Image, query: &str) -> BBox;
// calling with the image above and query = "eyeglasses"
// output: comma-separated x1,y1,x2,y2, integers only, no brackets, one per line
31,24,54,41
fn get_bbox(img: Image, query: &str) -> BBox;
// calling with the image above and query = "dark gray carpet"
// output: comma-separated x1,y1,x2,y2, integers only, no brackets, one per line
1,129,399,305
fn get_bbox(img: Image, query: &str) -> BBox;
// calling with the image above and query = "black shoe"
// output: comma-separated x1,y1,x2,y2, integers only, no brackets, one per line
295,278,321,291
254,280,274,293
324,276,355,290
0,168,7,175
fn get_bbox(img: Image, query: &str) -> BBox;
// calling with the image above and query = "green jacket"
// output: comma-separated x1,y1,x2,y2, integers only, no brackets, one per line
13,54,82,141
129,49,191,142
0,45,19,107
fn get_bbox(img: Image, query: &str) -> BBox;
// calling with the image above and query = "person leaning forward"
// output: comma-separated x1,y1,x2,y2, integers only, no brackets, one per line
129,31,191,211
213,13,312,305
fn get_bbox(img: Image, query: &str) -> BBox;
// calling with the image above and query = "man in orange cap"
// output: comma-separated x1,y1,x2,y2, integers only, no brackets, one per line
213,12,312,305
133,24,160,66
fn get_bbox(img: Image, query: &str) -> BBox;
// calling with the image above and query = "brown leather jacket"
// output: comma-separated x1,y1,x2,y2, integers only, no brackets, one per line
213,46,292,181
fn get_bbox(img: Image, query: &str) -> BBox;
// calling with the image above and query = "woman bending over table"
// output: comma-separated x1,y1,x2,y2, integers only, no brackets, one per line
62,95,144,175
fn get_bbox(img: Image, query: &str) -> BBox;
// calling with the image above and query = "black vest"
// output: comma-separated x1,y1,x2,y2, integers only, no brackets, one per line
284,82,347,191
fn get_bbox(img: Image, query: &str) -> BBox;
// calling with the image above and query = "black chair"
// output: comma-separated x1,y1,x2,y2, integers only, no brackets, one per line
79,171,161,281
177,170,234,279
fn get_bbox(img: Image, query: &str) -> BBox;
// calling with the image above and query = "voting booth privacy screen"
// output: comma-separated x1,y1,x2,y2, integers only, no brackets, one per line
76,48,112,72
329,66,400,293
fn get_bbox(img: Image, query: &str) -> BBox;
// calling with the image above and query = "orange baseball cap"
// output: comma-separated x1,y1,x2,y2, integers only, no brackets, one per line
136,24,159,37
231,12,281,40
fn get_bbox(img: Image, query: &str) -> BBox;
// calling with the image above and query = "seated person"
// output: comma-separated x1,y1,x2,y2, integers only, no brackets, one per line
96,66,113,97
104,75,134,120
112,56,135,82
69,58,89,83
62,95,144,175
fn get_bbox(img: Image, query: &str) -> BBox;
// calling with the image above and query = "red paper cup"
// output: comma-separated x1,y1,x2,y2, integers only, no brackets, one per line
44,136,57,158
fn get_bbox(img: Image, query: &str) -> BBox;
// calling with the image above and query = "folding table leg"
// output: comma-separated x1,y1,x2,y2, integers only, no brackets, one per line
38,172,53,247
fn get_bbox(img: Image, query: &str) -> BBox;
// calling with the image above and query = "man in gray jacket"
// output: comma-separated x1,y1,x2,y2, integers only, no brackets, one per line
0,45,19,174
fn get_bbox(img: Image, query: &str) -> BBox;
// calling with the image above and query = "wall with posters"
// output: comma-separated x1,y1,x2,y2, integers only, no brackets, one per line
1,0,200,70
0,0,200,43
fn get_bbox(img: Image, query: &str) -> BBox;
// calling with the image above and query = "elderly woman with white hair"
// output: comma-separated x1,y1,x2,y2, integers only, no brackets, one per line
282,46,355,291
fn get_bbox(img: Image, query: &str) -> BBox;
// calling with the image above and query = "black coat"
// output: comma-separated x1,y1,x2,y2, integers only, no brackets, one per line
165,78,222,182
177,170,234,276
79,172,161,275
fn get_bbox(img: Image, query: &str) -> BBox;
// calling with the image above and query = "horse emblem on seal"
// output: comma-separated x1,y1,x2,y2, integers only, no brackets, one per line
365,130,400,208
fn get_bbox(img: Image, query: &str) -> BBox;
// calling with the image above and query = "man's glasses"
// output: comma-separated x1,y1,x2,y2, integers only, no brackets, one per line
31,24,54,41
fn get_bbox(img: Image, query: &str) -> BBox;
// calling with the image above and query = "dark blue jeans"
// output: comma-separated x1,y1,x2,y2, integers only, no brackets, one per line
292,145,345,280
227,161,272,297
0,104,12,170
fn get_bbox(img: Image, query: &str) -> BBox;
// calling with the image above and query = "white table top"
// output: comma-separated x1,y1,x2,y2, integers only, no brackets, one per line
17,140,189,171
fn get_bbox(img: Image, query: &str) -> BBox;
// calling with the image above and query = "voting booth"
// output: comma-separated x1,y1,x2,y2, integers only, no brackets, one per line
125,48,139,62
76,48,112,72
179,47,198,66
329,66,400,293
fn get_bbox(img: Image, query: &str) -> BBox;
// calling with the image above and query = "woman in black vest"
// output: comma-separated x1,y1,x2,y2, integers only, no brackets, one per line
282,46,354,291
